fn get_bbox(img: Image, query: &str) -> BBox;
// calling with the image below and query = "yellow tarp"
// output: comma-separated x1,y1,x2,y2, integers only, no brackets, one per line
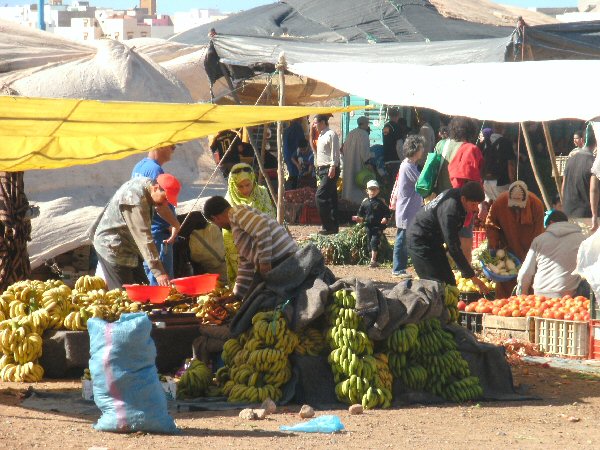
0,96,363,171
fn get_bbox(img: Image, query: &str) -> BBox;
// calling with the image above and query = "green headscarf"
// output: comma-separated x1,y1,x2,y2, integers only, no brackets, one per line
225,163,275,217
223,163,276,284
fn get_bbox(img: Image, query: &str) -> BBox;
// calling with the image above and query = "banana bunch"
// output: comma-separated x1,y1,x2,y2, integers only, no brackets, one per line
443,376,483,402
0,318,43,364
41,285,74,329
327,289,389,409
1,280,45,319
327,326,373,354
176,358,212,399
334,374,391,409
74,275,107,293
63,304,108,331
410,318,482,403
294,328,327,356
445,285,460,323
331,289,356,309
400,363,428,390
0,359,44,382
373,353,393,392
386,323,419,354
220,311,297,403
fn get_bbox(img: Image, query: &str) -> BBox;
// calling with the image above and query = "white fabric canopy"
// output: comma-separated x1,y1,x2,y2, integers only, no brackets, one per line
290,60,600,122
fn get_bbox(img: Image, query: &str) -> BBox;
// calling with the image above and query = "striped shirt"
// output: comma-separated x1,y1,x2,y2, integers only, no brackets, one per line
229,205,298,298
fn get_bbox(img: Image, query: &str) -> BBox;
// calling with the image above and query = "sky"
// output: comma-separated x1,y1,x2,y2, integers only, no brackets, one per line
1,1,581,15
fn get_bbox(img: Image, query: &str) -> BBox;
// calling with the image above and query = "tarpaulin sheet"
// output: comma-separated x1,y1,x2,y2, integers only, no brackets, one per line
171,0,512,45
288,59,600,122
0,97,363,172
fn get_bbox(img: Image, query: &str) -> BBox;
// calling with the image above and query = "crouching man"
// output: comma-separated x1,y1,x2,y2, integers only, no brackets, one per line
203,196,298,299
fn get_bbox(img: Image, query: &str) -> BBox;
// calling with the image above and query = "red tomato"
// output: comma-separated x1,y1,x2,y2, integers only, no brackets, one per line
554,311,565,320
564,312,574,321
542,310,553,319
457,300,467,311
512,309,521,317
573,313,583,321
465,303,477,313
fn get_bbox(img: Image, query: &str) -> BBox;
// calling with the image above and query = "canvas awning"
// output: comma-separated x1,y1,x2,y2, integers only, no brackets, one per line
0,96,363,172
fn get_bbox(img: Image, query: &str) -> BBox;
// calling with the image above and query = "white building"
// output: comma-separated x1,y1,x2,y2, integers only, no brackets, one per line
172,8,228,34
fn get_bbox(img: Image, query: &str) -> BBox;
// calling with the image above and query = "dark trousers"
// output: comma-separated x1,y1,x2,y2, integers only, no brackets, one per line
408,243,455,286
316,166,339,232
96,253,149,290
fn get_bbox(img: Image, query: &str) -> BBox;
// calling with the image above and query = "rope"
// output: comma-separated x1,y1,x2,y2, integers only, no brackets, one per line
178,75,277,231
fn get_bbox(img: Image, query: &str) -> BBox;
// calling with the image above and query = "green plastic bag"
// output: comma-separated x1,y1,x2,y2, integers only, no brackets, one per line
415,151,442,198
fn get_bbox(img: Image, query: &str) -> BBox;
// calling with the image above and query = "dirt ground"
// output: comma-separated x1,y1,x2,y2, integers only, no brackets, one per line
2,225,600,449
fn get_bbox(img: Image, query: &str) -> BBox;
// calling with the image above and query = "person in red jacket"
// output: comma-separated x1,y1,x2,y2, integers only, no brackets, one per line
447,117,484,261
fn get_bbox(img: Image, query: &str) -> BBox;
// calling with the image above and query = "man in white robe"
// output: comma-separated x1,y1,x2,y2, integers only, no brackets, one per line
342,116,371,205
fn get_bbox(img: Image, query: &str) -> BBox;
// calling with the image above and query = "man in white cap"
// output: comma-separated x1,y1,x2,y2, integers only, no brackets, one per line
352,179,390,267
485,180,545,298
341,116,371,205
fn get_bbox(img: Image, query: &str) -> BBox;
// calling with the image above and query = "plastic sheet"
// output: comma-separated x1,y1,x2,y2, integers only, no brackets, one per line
280,415,345,433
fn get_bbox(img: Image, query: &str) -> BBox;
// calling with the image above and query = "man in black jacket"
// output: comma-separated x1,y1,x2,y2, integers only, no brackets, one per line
407,181,489,292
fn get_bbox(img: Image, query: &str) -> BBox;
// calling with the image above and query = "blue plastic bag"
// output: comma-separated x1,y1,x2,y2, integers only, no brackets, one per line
280,415,345,433
88,313,178,434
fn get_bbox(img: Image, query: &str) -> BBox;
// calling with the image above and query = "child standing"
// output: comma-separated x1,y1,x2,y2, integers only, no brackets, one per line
353,180,391,267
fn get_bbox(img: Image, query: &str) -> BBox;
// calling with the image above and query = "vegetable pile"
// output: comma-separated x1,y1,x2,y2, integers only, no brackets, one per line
480,248,519,277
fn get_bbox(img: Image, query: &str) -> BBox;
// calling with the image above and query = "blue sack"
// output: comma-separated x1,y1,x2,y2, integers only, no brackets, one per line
88,313,178,434
280,415,345,433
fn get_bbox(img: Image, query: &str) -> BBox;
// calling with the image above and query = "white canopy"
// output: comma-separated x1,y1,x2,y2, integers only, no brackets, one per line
289,59,600,122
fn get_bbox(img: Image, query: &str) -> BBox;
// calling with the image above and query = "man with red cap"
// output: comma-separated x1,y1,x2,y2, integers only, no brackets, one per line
91,174,181,289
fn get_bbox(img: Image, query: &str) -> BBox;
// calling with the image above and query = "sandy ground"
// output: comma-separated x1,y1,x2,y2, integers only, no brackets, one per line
2,225,600,449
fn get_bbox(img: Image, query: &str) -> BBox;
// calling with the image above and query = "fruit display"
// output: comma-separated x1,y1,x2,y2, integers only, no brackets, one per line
454,271,495,294
176,358,212,399
464,295,590,320
386,318,483,402
0,316,45,382
218,311,298,403
294,327,327,356
192,287,241,325
327,289,391,409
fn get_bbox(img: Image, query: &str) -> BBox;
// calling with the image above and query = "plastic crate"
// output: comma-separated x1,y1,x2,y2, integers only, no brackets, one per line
458,312,483,333
472,230,486,249
534,318,589,358
589,320,600,360
299,205,321,225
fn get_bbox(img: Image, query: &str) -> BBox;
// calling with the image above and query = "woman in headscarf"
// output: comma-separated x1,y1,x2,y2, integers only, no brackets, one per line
223,163,276,283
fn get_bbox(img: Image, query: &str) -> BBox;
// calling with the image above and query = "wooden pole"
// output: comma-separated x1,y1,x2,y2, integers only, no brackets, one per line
520,123,551,209
258,83,272,185
541,122,563,203
276,52,286,224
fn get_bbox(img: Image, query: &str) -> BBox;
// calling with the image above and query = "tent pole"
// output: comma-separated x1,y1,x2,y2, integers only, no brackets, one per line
520,122,551,209
258,83,273,185
541,122,563,203
276,53,287,224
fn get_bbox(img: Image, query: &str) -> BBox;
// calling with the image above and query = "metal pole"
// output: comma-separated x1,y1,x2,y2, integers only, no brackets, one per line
276,52,287,224
541,122,563,203
38,0,46,31
520,123,551,209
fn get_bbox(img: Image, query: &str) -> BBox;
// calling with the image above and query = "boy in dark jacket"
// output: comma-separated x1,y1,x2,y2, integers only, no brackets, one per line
353,180,391,267
406,181,489,293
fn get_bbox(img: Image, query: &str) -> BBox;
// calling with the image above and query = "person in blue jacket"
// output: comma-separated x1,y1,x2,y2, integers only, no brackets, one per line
283,117,307,189
131,144,181,284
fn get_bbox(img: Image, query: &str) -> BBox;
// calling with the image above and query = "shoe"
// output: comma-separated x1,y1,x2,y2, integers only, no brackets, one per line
392,272,412,279
318,229,338,236
369,261,380,268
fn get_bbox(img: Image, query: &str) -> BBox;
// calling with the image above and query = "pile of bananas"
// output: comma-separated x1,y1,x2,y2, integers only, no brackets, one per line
0,317,45,382
385,318,483,402
445,285,460,323
218,311,298,403
176,358,212,399
327,289,391,409
294,327,327,356
413,319,482,401
74,275,107,293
